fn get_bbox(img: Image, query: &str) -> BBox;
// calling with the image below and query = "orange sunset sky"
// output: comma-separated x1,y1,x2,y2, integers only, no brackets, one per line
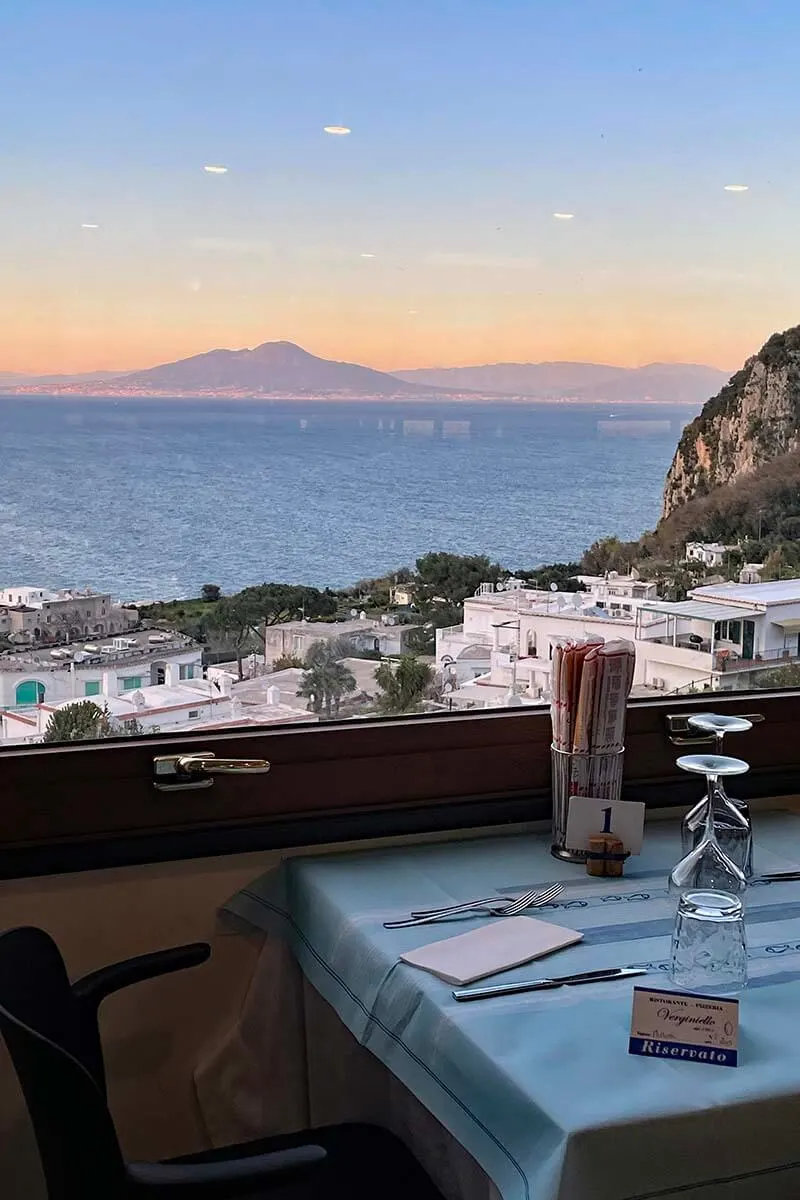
4,1,800,377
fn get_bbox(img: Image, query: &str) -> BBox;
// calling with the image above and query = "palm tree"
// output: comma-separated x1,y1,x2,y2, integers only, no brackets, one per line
43,701,150,743
43,701,113,742
297,641,357,718
375,655,434,714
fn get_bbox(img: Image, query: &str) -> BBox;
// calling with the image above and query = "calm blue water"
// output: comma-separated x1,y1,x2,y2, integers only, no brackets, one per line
0,397,697,599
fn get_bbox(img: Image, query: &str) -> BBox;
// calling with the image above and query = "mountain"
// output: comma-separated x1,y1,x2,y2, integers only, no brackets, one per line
0,369,126,386
654,448,800,557
110,342,433,397
663,326,800,518
3,343,729,402
395,361,728,402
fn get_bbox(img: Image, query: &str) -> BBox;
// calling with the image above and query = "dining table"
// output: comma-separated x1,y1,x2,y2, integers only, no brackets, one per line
211,810,800,1200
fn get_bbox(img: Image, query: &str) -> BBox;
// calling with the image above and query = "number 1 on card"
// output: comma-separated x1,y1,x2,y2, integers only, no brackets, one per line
565,797,645,854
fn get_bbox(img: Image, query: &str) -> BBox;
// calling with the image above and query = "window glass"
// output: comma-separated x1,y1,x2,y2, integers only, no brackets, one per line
3,2,799,749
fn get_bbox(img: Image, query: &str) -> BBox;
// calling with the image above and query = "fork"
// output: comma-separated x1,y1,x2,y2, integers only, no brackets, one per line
383,883,564,929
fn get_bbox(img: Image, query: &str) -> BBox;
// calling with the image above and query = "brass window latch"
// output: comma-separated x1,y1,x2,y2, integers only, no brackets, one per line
153,751,271,791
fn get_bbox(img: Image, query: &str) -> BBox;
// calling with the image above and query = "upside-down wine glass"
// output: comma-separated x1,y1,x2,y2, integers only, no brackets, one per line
681,715,753,878
670,755,749,901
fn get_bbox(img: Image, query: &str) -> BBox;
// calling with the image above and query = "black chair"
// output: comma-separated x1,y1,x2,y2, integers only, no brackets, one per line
0,926,446,1200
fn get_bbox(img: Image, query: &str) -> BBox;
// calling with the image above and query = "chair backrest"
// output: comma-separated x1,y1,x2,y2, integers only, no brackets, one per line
0,927,127,1200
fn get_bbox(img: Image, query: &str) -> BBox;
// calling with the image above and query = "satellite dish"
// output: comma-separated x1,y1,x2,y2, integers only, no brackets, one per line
550,582,558,592
349,608,358,618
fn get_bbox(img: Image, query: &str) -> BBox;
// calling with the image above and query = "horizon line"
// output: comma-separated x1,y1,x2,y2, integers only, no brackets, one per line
3,339,734,379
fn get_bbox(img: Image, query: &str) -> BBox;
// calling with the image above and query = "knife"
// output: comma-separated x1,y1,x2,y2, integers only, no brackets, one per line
758,872,800,882
452,967,647,1002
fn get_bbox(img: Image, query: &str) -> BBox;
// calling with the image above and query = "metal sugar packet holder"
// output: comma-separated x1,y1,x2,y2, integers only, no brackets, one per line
549,637,633,863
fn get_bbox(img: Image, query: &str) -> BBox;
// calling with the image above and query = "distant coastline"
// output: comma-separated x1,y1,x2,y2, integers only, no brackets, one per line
0,389,702,406
0,340,727,407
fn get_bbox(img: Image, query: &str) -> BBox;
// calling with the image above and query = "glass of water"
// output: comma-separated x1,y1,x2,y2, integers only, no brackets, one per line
669,890,747,993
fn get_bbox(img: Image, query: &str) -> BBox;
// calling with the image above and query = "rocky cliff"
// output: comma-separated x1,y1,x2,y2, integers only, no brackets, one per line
662,326,800,518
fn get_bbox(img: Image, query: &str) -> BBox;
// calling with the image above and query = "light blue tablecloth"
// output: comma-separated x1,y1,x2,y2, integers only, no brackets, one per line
226,814,800,1200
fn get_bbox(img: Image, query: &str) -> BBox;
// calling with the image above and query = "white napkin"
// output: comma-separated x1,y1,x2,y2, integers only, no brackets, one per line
400,915,583,985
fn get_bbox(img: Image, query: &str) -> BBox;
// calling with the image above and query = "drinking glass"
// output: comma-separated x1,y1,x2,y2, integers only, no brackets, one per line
681,714,753,876
670,756,748,900
670,890,747,992
678,749,752,877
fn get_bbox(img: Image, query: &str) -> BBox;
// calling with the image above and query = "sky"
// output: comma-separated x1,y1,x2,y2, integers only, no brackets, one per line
3,0,800,374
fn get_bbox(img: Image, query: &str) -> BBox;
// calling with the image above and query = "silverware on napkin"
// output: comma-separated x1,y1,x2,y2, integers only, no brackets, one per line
452,966,647,1002
383,883,563,930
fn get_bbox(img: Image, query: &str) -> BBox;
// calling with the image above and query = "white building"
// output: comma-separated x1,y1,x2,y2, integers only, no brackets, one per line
436,577,800,706
438,576,657,692
684,542,737,569
230,658,383,712
0,631,203,709
739,562,764,585
0,680,231,744
637,579,800,690
262,618,419,666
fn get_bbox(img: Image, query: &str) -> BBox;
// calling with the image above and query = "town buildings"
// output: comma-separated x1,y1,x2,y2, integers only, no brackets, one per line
1,680,231,743
0,586,137,644
0,629,203,710
261,615,419,664
436,575,800,707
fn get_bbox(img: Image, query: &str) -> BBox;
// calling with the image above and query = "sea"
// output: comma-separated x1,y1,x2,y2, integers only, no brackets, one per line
0,396,699,600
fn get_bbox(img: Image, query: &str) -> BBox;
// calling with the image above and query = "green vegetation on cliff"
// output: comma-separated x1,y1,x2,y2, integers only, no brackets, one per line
583,444,800,592
664,324,800,518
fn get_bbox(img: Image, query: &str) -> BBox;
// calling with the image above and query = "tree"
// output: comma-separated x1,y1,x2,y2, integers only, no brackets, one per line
42,702,151,743
414,553,502,607
206,584,337,678
201,583,222,602
43,701,113,742
752,663,800,689
53,606,87,642
206,593,263,677
512,562,584,592
405,603,463,656
375,655,434,714
272,654,304,671
297,641,357,718
580,537,635,576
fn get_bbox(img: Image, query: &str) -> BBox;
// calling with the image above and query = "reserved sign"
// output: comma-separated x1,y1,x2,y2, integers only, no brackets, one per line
628,986,739,1068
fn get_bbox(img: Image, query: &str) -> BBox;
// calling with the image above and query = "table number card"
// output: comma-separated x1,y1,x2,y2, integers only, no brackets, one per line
565,796,646,855
629,986,739,1067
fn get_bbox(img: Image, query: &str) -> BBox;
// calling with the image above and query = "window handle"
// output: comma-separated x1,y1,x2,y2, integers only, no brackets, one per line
665,712,764,746
153,751,270,791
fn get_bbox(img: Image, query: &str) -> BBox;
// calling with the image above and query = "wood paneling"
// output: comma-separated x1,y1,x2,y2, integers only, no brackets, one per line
1,692,798,867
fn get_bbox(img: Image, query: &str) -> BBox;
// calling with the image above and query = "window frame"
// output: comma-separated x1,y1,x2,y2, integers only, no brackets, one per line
1,690,798,877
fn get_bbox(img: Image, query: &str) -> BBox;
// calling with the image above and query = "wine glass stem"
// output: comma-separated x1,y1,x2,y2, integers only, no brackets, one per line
705,773,718,835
